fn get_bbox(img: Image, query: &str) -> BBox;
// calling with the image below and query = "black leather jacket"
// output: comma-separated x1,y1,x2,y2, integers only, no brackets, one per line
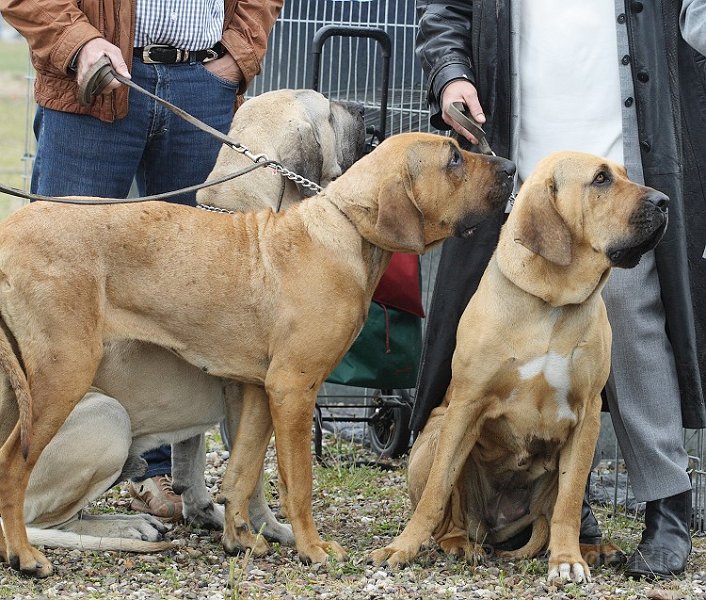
413,0,706,430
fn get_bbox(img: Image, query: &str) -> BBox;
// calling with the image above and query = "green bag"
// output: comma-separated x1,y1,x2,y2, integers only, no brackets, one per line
326,301,422,389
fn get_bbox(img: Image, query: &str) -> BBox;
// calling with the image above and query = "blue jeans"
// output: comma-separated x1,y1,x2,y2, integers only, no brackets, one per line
32,58,238,204
140,446,173,480
31,58,238,480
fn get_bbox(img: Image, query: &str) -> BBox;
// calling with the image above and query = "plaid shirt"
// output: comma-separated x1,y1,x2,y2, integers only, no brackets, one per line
134,0,224,50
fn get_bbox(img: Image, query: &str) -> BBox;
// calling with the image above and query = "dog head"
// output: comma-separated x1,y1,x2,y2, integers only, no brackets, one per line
326,132,515,254
196,89,366,212
278,91,366,199
499,151,668,303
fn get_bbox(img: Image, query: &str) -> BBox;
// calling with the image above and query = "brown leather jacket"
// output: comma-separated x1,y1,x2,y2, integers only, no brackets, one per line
0,0,283,122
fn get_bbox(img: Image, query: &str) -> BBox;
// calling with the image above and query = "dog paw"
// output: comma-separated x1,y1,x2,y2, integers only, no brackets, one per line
258,520,294,546
547,560,591,583
10,546,53,578
439,537,486,564
184,501,224,530
222,524,269,557
369,546,417,569
297,539,346,564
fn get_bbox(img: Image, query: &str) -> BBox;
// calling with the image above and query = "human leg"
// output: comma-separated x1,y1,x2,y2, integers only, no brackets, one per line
133,60,238,205
602,250,691,578
31,103,150,197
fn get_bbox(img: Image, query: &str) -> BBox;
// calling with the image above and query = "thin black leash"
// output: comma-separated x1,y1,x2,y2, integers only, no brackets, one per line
0,161,271,205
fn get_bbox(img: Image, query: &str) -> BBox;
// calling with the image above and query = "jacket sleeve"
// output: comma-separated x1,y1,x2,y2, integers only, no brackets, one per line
221,0,283,92
415,0,475,129
0,0,101,73
680,0,706,55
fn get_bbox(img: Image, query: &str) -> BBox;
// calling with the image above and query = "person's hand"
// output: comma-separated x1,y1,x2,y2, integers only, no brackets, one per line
75,38,130,94
203,52,242,85
441,79,486,144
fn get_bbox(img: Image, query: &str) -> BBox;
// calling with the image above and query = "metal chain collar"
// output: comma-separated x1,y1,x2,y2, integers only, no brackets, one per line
197,148,323,215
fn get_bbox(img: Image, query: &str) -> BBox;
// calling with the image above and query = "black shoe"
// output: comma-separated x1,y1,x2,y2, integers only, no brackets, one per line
625,489,692,580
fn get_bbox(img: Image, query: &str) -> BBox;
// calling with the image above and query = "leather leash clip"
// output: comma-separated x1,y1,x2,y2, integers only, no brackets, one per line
447,102,495,156
78,55,116,108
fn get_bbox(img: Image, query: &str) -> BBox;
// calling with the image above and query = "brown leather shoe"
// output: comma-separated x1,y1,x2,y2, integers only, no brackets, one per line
128,475,183,522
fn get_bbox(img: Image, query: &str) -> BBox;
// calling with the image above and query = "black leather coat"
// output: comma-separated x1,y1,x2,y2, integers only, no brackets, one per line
411,0,706,431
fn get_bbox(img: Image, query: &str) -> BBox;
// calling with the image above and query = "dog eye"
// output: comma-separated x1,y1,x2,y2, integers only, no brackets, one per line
448,147,463,168
592,171,611,186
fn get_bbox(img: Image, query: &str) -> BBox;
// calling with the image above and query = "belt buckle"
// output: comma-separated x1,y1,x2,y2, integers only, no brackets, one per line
142,44,182,64
202,48,220,64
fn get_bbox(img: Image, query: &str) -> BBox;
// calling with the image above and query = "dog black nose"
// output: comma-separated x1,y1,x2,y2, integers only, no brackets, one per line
495,157,516,178
646,190,669,213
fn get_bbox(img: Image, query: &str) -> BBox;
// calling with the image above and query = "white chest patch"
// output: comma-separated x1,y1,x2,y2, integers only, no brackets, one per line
518,351,576,422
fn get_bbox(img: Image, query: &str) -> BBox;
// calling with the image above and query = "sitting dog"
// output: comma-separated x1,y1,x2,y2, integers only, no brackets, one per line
370,152,669,583
0,89,365,553
0,132,515,576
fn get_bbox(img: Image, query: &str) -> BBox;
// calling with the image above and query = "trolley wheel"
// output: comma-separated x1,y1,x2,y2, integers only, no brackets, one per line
366,389,413,458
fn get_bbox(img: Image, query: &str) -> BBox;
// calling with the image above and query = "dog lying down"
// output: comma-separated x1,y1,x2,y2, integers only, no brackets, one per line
0,88,365,554
0,132,515,577
370,152,669,583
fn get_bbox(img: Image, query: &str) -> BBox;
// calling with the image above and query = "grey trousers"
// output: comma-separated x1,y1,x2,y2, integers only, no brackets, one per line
602,248,691,502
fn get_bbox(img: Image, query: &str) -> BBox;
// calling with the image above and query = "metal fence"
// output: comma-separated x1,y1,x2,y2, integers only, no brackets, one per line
249,0,432,138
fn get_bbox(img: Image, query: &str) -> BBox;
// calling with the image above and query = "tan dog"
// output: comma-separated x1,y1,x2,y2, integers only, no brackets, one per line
0,88,366,554
0,132,514,577
370,152,669,583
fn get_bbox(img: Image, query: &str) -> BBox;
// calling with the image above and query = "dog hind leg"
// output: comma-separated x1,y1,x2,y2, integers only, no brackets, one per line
0,352,99,577
24,391,131,528
173,434,224,529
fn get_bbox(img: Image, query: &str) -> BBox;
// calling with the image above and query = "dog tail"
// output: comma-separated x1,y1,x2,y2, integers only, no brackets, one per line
495,515,550,560
0,315,32,458
26,527,175,553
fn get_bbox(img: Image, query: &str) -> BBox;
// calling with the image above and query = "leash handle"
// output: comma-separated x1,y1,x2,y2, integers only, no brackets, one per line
78,56,116,107
447,102,495,156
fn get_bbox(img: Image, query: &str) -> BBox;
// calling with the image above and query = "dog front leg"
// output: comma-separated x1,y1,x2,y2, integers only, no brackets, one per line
369,394,489,568
220,383,272,557
546,393,602,583
267,380,345,564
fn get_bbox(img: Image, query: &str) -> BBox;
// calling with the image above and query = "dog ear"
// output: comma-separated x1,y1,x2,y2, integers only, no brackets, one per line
513,178,572,266
374,175,426,254
329,101,366,173
277,121,324,198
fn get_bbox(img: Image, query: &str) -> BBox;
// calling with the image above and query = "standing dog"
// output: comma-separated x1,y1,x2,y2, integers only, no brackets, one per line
0,88,366,553
0,133,514,576
370,152,668,583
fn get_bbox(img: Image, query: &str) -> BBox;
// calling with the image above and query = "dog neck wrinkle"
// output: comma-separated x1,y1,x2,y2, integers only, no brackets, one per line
495,241,608,307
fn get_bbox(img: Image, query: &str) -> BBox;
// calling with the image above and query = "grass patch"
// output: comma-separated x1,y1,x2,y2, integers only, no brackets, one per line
0,39,33,218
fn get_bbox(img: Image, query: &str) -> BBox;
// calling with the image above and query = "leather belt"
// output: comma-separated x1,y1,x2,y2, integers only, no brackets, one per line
135,42,226,64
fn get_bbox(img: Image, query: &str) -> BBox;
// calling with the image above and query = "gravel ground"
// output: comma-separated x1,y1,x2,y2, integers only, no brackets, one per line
2,429,705,600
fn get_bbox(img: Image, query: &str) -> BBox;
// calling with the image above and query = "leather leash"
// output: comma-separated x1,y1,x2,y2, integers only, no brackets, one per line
447,102,495,156
0,161,269,205
447,102,517,209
